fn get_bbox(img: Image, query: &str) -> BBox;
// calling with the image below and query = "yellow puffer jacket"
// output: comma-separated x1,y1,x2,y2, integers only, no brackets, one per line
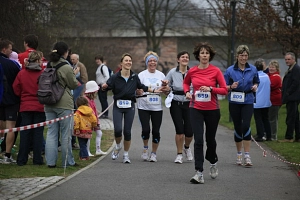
74,105,97,138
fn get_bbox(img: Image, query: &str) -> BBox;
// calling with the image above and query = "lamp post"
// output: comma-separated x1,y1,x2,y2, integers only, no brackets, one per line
230,0,237,65
229,0,237,122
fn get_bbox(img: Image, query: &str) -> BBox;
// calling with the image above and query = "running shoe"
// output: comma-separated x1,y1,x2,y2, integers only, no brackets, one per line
149,153,157,162
184,148,193,161
95,150,107,156
174,154,183,164
244,156,253,167
141,149,149,161
123,155,131,164
111,146,122,160
236,154,243,165
209,165,218,179
190,171,204,184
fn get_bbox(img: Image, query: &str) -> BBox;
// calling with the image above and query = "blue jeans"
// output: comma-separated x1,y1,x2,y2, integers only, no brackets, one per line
78,137,88,158
17,111,45,166
73,84,84,109
45,108,75,167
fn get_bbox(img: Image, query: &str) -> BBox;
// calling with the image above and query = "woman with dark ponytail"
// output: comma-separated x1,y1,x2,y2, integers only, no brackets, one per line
44,41,80,168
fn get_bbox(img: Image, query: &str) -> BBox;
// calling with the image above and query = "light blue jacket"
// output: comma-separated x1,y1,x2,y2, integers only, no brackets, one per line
254,71,271,108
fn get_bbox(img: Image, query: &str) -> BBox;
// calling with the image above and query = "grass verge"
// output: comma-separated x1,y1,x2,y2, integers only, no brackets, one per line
0,129,114,179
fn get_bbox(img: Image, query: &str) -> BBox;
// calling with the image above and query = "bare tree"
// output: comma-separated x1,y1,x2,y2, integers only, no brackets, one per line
108,0,192,54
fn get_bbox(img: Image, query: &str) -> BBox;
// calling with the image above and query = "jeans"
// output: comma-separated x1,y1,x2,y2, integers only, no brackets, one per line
254,107,271,139
78,137,88,158
285,101,300,140
98,89,109,117
45,108,75,167
17,111,45,165
190,108,220,172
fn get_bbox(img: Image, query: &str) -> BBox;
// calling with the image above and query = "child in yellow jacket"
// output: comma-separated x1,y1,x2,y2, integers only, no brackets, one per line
74,96,97,160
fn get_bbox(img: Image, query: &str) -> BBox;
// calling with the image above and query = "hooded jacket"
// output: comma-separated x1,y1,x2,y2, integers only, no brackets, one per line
13,62,44,112
73,105,97,138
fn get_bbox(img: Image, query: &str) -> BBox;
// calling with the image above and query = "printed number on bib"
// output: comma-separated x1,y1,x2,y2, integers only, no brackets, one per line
147,95,160,105
195,91,211,102
117,100,132,108
230,92,245,102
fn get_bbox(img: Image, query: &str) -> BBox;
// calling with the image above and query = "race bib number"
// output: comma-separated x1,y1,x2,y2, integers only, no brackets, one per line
230,92,245,102
195,91,211,102
116,100,132,108
147,95,160,105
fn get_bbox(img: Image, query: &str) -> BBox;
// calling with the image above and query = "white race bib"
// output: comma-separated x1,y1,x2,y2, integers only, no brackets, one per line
116,100,132,108
195,91,211,102
230,92,245,102
147,95,161,105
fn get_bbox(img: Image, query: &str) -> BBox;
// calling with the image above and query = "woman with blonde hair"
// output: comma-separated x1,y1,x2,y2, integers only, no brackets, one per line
267,60,282,140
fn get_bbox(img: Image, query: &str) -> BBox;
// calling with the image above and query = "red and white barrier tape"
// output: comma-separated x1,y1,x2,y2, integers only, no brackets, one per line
0,100,115,134
251,136,300,176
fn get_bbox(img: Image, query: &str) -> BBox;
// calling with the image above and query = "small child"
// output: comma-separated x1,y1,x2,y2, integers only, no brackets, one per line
84,81,107,156
74,96,97,160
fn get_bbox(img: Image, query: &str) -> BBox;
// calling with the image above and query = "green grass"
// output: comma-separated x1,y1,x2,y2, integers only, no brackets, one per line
0,129,114,180
219,98,300,168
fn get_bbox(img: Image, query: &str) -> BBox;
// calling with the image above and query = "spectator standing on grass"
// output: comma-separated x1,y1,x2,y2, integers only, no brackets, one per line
12,51,45,166
253,59,272,142
281,52,300,143
267,60,282,141
73,96,97,160
44,41,80,168
224,45,259,167
184,42,228,184
165,51,194,164
0,39,20,164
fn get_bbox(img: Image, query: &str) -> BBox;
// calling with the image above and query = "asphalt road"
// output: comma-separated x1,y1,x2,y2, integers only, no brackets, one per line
30,96,299,200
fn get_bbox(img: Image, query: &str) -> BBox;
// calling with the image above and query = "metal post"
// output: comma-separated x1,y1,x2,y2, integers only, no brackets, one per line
229,0,236,122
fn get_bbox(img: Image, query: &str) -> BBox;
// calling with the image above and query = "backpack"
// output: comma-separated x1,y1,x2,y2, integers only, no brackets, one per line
100,64,113,78
37,62,68,105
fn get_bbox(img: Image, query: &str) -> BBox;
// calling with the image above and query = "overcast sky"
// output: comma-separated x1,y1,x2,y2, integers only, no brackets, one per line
190,0,210,8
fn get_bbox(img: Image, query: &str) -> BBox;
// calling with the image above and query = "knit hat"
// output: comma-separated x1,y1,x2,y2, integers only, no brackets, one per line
85,81,99,93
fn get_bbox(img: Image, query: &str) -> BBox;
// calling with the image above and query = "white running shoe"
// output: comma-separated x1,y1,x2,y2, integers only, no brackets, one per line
88,152,94,157
149,153,157,162
244,156,253,167
95,150,107,156
141,149,149,161
111,146,122,160
123,155,131,164
174,154,183,164
190,171,204,184
209,165,218,179
236,154,243,165
184,148,193,161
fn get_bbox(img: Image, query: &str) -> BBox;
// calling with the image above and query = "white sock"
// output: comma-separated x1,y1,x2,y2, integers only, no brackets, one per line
123,151,128,156
116,143,121,149
96,129,102,151
87,138,91,154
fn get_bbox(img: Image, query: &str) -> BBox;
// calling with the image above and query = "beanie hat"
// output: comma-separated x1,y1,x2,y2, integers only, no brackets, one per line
85,81,99,93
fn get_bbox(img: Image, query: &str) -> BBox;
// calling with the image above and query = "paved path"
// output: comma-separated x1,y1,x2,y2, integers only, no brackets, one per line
1,96,299,200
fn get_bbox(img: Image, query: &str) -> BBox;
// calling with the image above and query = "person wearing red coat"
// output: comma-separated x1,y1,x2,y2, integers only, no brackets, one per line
268,60,282,140
13,51,46,166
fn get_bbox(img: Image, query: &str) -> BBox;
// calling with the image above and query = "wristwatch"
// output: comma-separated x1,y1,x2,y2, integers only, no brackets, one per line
209,86,213,92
